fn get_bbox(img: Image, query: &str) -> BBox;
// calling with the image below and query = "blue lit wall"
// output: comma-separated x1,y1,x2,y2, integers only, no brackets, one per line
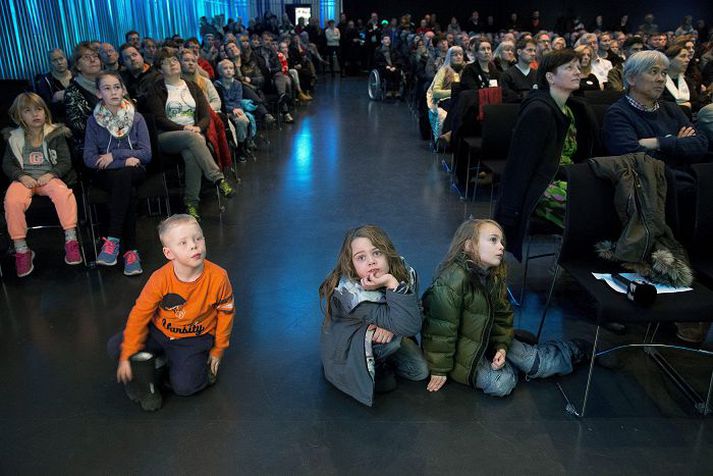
0,0,340,81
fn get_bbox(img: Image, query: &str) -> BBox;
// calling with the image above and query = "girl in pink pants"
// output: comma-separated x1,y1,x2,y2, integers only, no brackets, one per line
2,92,81,277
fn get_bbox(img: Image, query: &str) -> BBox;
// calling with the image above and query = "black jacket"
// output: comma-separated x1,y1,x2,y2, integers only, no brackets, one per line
460,61,501,91
494,90,598,260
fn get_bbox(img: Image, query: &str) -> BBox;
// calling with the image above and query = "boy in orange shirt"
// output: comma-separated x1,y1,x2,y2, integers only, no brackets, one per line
107,214,234,411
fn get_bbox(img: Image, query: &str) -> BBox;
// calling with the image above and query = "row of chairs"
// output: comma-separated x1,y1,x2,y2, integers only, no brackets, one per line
433,90,713,417
540,162,713,417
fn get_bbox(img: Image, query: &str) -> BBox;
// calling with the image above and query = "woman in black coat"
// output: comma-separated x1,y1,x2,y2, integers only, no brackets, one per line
494,49,599,261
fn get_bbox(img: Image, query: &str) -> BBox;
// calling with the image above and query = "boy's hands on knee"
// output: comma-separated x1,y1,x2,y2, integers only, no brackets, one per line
208,355,221,376
427,374,447,392
491,349,507,370
117,360,133,383
368,324,394,344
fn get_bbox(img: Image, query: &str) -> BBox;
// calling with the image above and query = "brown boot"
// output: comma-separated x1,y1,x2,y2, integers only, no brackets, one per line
298,92,312,102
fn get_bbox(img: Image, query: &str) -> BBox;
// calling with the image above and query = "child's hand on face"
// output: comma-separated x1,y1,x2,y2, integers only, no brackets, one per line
360,272,399,291
491,349,506,370
116,360,133,383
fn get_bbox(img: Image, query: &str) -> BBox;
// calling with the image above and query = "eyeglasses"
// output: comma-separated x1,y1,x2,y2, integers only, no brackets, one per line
81,53,100,61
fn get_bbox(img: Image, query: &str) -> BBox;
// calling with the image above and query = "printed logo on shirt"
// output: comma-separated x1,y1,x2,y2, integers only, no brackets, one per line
160,292,186,319
28,151,45,165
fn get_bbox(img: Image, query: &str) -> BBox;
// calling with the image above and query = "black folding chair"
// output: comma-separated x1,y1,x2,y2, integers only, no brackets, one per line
455,104,520,207
538,161,713,417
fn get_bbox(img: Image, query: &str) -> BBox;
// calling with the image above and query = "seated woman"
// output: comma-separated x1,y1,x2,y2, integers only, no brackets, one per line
64,42,102,154
442,39,500,149
278,41,311,103
146,48,233,221
574,45,601,92
180,49,221,112
493,41,516,73
426,46,465,143
374,35,404,99
289,34,317,98
494,49,597,258
35,48,72,122
661,44,704,118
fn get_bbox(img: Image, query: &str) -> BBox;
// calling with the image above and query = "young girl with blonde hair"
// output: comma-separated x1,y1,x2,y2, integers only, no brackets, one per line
2,92,82,277
422,219,587,396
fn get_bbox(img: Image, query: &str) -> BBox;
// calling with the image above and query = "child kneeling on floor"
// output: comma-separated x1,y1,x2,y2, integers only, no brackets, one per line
319,225,429,407
107,214,235,410
422,219,588,396
2,92,82,277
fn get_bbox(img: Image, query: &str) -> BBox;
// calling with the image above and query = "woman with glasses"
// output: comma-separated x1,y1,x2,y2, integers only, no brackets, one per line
64,42,102,153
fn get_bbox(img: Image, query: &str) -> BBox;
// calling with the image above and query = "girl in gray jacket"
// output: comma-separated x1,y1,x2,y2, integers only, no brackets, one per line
319,225,428,406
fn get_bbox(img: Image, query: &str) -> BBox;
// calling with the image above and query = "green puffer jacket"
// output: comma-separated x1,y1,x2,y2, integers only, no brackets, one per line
421,254,513,385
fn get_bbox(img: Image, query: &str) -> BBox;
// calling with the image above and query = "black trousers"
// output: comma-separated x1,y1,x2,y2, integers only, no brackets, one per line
92,166,146,250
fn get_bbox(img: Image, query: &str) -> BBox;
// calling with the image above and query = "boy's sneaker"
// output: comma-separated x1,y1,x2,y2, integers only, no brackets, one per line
64,240,83,265
123,250,143,276
283,113,294,123
217,179,234,198
185,203,201,221
96,237,120,266
15,250,35,277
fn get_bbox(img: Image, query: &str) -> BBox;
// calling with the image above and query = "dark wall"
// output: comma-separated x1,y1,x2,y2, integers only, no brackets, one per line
341,0,711,34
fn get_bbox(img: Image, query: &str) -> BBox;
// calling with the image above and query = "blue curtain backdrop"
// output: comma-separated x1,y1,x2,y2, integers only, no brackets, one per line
0,0,338,81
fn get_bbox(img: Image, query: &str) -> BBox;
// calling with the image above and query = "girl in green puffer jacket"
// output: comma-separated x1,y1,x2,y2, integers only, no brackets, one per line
422,219,588,397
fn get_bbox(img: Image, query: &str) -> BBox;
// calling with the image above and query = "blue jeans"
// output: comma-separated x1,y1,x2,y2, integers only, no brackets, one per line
373,336,429,381
474,338,582,397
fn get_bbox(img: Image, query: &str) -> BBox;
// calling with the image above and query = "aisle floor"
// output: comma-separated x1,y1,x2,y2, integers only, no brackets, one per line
1,78,712,475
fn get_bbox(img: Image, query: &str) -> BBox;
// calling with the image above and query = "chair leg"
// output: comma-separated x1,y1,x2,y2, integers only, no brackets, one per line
557,324,600,418
536,263,560,342
520,235,532,303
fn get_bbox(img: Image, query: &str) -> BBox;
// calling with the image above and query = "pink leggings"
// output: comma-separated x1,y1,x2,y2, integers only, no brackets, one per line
4,178,78,240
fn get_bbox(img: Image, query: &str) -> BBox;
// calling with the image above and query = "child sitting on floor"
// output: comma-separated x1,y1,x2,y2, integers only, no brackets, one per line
319,225,428,407
422,219,588,397
2,92,82,277
107,214,235,411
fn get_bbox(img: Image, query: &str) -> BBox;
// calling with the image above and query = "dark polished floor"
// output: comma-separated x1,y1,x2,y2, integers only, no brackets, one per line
1,78,712,475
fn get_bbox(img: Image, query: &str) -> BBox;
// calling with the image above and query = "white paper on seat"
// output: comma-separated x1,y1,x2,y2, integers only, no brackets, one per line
592,273,693,294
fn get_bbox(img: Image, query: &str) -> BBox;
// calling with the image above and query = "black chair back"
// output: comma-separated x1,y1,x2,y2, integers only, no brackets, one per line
583,89,623,105
560,162,622,263
691,163,713,257
480,104,520,159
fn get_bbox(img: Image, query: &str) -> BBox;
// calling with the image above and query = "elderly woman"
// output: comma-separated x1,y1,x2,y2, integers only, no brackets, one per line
36,48,72,121
64,42,102,153
603,50,708,186
427,46,465,142
495,49,598,253
146,48,233,221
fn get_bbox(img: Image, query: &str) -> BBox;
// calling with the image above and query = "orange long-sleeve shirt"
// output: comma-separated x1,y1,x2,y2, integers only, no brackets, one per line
120,260,235,361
